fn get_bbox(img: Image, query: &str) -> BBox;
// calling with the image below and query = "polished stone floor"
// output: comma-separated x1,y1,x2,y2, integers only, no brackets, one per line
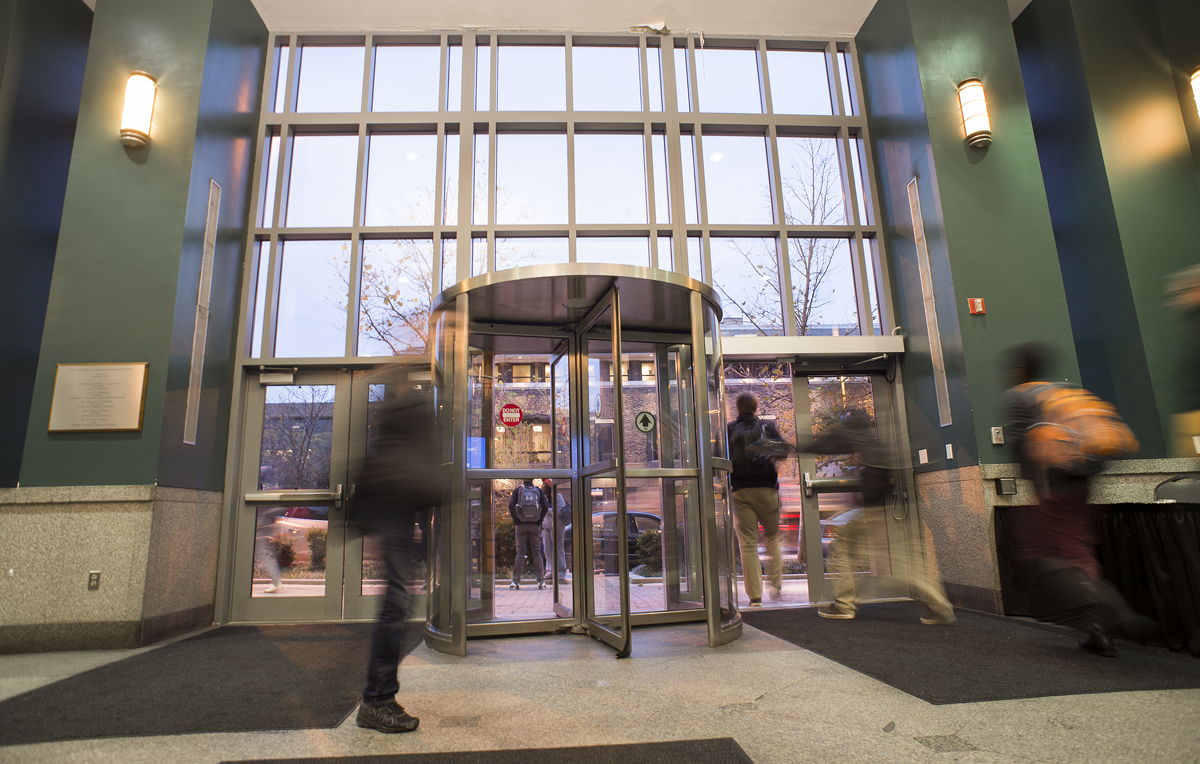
1,618,1197,763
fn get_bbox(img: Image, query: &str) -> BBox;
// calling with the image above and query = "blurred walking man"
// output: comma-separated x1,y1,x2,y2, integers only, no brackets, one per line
728,392,785,607
351,364,435,733
803,411,955,625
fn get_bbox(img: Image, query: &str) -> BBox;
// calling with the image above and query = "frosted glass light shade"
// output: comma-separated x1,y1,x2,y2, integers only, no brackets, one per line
957,78,991,148
1192,68,1200,121
120,72,157,147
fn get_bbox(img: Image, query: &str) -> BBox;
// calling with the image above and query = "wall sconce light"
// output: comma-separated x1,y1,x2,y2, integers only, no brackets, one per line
957,78,992,148
1192,67,1200,120
120,72,157,148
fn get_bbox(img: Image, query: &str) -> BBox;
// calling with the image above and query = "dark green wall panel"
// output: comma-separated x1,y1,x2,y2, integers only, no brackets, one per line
156,0,266,490
0,0,92,486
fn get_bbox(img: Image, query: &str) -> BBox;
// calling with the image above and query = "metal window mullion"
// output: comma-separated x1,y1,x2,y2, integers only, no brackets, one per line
661,37,687,276
456,36,475,282
272,123,295,233
838,126,861,228
851,233,873,335
693,126,711,283
756,38,772,116
643,126,657,268
565,36,578,264
282,36,298,114
489,39,498,117
687,36,701,115
262,236,282,358
433,124,447,296
362,34,375,112
487,123,496,271
826,40,844,118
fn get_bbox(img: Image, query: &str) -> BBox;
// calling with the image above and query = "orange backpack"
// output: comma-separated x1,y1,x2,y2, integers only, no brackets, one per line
1018,383,1139,471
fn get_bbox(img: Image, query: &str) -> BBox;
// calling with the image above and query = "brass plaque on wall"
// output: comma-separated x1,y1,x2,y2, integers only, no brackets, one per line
47,363,149,433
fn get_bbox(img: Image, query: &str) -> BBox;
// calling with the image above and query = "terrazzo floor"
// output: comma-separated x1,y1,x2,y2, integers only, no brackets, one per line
1,619,1197,763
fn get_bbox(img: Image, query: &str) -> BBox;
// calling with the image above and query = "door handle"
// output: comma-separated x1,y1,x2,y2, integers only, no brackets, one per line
335,484,343,508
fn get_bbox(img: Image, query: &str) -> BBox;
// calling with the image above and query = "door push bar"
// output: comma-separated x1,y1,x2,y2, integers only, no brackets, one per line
802,473,863,498
244,484,343,507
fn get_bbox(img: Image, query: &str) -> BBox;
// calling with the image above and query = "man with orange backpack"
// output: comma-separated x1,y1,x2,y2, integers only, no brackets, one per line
1002,343,1157,657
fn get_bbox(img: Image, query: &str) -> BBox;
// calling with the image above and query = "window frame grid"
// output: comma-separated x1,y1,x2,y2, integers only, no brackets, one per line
238,31,892,363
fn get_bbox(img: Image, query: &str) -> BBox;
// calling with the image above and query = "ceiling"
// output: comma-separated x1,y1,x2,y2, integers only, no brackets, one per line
81,1,1035,35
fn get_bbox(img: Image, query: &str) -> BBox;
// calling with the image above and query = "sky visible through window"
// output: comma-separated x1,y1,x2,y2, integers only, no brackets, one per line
254,36,884,357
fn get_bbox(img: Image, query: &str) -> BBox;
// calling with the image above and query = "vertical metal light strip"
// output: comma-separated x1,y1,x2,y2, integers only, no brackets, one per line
456,35,476,284
431,33,449,297
908,178,952,426
761,41,795,337
347,38,372,357
184,180,222,445
639,37,658,269
687,38,711,283
261,238,282,359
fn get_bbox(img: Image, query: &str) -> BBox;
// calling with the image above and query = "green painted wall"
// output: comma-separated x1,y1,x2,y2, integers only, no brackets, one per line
858,0,1080,470
19,0,265,487
1015,0,1200,456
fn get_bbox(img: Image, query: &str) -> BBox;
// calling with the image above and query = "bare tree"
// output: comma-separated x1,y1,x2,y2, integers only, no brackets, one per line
259,385,335,489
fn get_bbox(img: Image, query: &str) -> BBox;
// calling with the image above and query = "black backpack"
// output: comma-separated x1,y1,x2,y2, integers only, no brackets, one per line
730,421,778,475
514,485,542,524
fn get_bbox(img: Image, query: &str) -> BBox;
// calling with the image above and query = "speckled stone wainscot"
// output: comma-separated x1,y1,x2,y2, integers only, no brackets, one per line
0,485,222,653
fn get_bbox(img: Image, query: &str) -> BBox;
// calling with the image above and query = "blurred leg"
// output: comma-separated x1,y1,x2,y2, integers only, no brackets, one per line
732,490,763,601
827,518,867,613
364,520,414,704
756,489,783,592
528,532,546,584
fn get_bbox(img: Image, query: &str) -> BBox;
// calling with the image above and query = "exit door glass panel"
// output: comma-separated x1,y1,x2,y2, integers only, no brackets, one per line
587,475,625,625
805,375,892,581
624,477,704,613
259,384,336,489
252,506,328,598
491,353,554,469
584,304,617,467
620,345,659,468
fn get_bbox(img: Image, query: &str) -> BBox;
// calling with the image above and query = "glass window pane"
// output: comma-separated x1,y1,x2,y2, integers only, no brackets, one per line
572,46,641,111
473,133,489,224
674,47,691,111
250,243,267,357
275,240,350,357
839,51,856,115
475,44,491,110
652,133,670,224
710,237,783,336
272,44,290,112
702,135,773,225
495,237,568,270
687,236,703,281
260,385,335,488
296,45,364,113
778,137,847,226
441,238,457,291
372,46,440,111
472,237,488,276
656,236,672,270
788,238,859,336
252,504,329,597
443,134,460,225
495,133,567,224
357,239,433,356
767,50,832,115
446,43,462,110
285,135,359,228
695,48,761,113
680,134,698,224
259,135,280,226
364,134,438,226
576,237,649,267
574,134,647,224
497,46,565,111
647,46,664,111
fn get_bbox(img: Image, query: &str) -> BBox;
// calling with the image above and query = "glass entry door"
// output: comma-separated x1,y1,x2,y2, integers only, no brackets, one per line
230,367,429,622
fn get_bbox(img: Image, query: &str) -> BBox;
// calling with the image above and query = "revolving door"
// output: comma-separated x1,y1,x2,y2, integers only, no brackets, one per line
424,266,740,657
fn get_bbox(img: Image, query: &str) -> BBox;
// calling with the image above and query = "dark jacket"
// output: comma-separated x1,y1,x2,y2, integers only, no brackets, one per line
508,481,549,525
800,416,893,504
728,414,782,492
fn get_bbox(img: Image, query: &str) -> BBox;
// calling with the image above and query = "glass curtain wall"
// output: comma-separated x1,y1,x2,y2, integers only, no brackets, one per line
240,34,888,360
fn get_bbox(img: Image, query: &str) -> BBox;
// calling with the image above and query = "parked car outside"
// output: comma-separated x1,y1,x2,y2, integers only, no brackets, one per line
563,510,661,572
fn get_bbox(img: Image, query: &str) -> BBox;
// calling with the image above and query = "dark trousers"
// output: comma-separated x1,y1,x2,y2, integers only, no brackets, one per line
1028,557,1156,641
513,523,545,584
363,515,416,704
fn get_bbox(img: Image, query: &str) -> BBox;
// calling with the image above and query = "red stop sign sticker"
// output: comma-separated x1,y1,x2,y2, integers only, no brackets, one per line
499,403,523,427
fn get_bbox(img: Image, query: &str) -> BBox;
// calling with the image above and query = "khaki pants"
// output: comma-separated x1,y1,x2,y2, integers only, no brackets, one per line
826,515,953,618
732,487,783,601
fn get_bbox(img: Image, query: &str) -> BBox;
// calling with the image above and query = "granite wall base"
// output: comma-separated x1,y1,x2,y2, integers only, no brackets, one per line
0,485,222,653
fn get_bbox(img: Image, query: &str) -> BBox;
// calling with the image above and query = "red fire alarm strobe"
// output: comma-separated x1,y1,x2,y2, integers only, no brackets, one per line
967,298,986,315
499,403,523,427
